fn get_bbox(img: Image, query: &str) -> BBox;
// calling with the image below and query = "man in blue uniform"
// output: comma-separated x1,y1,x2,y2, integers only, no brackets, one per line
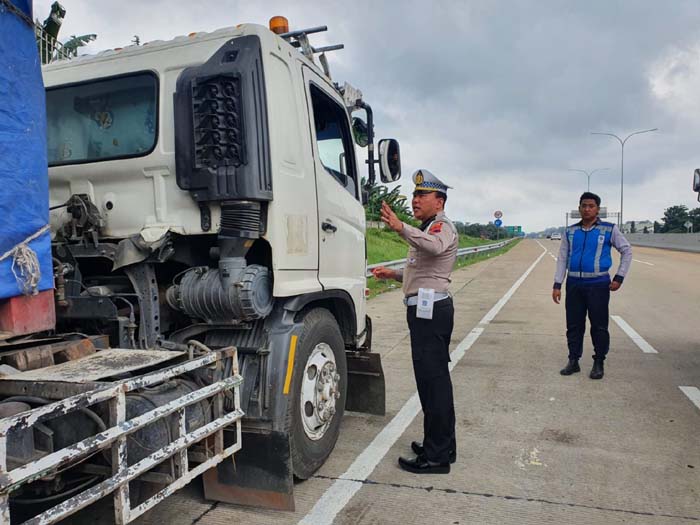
552,192,632,379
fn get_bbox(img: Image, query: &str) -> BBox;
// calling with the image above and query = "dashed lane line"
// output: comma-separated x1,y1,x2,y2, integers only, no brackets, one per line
633,259,655,266
299,243,548,525
610,315,658,354
679,386,700,411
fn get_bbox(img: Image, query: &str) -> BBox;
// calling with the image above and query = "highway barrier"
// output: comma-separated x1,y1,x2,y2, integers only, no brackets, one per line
367,239,515,277
625,233,700,253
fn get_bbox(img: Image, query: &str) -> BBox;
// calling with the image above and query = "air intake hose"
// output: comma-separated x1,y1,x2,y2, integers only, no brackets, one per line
167,261,273,322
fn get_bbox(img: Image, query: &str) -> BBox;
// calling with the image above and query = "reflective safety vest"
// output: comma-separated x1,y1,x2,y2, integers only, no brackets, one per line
566,221,615,278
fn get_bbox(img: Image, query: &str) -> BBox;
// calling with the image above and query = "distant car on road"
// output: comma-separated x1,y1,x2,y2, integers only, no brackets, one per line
551,232,562,240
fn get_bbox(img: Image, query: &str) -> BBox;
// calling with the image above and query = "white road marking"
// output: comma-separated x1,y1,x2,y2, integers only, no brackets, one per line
610,315,658,354
633,259,655,266
300,244,548,525
679,387,700,411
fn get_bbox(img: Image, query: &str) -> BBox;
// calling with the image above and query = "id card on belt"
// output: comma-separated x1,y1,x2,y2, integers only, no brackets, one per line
416,288,435,320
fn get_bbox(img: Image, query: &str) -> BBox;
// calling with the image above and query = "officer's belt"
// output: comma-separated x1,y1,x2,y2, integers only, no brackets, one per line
403,292,450,307
567,271,609,278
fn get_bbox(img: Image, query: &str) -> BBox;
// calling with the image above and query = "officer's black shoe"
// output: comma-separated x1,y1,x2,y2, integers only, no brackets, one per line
411,441,456,464
560,359,581,375
398,455,450,474
590,359,604,380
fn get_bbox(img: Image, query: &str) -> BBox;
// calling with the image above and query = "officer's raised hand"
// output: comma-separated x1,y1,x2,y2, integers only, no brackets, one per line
380,201,403,233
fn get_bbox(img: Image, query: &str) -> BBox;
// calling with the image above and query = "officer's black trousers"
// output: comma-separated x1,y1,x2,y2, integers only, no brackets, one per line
407,298,456,464
565,281,610,361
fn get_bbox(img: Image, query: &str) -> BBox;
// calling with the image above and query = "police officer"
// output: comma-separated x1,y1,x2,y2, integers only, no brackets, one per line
372,169,458,474
553,192,632,379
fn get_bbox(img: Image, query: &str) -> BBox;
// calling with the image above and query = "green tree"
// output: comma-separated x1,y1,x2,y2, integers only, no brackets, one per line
689,207,700,232
362,179,414,224
62,34,97,57
661,205,690,233
460,222,490,239
36,3,98,63
37,2,66,64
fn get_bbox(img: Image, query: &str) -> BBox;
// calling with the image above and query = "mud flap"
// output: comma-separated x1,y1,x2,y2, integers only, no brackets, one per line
203,429,295,511
346,351,386,415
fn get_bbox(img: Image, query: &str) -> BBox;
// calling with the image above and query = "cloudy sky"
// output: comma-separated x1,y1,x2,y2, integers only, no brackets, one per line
33,0,700,231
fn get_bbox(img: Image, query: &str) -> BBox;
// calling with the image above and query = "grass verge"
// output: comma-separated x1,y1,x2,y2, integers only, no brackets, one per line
366,227,493,265
366,238,521,299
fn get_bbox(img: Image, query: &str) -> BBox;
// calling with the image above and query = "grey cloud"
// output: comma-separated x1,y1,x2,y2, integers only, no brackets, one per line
33,0,700,230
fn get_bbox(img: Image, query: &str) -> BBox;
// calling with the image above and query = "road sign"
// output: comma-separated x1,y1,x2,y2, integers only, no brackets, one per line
494,219,503,227
494,210,503,219
685,220,693,230
570,207,607,220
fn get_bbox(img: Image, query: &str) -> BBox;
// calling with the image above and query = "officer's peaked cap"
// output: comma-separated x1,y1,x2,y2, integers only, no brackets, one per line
412,169,452,193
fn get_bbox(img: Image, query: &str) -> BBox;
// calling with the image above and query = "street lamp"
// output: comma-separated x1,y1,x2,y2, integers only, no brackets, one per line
591,128,658,228
567,167,609,192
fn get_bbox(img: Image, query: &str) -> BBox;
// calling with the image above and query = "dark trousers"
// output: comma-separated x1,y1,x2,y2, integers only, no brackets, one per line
406,298,456,464
565,282,610,361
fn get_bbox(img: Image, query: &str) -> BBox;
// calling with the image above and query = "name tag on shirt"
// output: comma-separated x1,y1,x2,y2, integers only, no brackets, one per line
416,287,435,320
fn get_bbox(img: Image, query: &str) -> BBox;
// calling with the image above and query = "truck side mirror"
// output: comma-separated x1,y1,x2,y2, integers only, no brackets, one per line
378,138,401,183
352,118,369,147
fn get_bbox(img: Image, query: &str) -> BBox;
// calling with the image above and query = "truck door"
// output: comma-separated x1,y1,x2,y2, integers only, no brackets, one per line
303,67,366,334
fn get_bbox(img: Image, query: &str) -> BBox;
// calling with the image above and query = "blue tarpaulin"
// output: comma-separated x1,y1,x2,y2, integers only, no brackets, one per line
0,0,53,299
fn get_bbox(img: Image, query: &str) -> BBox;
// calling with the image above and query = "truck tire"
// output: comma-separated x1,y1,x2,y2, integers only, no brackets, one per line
287,308,347,479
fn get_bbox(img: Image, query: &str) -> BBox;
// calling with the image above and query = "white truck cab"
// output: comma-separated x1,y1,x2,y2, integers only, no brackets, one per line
14,19,401,515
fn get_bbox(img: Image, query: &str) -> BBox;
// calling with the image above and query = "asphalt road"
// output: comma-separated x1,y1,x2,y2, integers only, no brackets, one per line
93,239,698,525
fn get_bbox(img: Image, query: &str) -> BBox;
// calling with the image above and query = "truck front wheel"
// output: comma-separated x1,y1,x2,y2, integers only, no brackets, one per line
288,308,347,479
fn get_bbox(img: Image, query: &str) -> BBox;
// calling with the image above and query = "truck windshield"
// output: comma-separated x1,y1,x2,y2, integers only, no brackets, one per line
46,72,157,166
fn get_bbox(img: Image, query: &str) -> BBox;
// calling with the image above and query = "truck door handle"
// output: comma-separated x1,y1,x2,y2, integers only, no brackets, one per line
322,221,337,233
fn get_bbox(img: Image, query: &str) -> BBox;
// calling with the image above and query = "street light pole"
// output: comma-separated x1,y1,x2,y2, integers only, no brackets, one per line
591,128,658,228
567,168,610,192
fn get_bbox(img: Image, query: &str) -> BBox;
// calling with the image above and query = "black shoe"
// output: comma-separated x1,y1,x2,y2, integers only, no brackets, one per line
590,359,604,380
411,441,457,464
398,455,450,474
560,359,581,375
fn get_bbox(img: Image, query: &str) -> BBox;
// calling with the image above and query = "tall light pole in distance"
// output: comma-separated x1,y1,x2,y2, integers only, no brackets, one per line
591,128,658,228
567,167,609,192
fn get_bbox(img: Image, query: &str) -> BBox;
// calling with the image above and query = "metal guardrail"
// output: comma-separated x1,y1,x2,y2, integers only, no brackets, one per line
367,239,514,276
0,347,243,524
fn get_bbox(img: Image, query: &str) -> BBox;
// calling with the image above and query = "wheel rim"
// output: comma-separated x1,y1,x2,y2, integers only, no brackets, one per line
300,342,341,441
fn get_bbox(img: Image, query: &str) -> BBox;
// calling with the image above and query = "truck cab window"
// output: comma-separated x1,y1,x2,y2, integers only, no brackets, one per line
309,85,358,199
46,72,158,166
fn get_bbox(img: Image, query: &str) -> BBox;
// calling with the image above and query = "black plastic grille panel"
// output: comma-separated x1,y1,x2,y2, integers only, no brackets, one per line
192,75,245,169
